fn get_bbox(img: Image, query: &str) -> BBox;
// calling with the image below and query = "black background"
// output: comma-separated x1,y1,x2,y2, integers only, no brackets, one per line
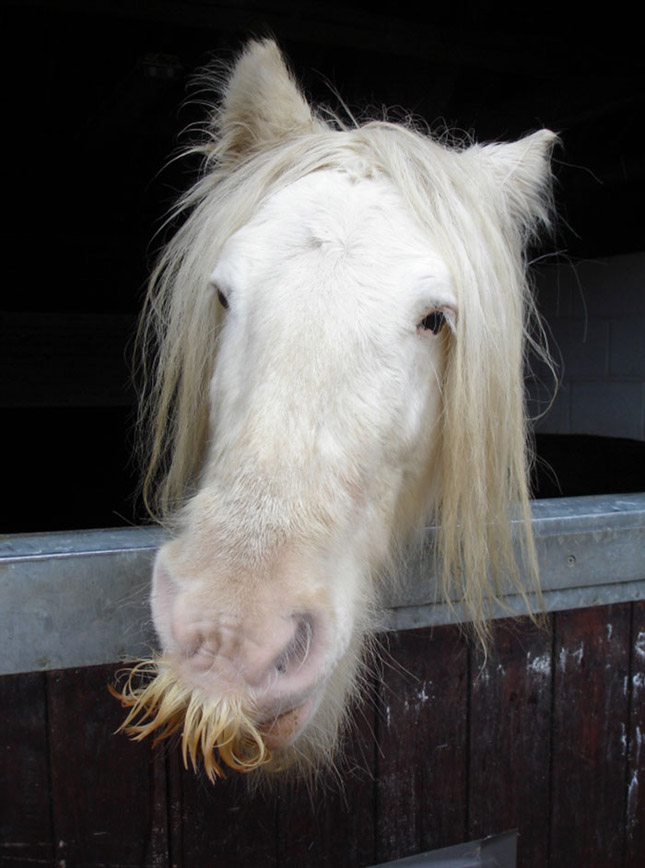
2,1,644,531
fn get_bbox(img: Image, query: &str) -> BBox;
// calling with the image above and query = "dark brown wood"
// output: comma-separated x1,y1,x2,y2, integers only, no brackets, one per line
0,671,53,867
468,616,553,866
168,750,279,867
275,695,377,867
3,603,643,865
626,600,645,867
166,696,376,867
374,626,469,862
47,664,167,868
550,604,632,867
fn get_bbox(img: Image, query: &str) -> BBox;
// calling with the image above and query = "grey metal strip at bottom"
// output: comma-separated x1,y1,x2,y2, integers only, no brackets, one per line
1,493,643,675
368,830,517,867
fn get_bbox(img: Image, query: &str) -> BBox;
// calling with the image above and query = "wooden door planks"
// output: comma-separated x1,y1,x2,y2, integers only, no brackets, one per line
0,671,52,866
468,617,553,866
2,604,644,866
550,604,632,867
275,699,377,868
374,625,469,861
626,600,645,868
47,664,168,868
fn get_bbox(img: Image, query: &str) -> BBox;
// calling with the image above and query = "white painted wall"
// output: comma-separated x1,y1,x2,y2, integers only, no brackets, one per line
529,252,645,440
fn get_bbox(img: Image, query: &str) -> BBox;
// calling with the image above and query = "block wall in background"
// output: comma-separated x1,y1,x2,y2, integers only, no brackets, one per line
530,252,645,440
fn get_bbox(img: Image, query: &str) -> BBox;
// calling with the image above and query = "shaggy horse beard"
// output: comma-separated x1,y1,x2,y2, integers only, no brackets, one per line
110,658,272,781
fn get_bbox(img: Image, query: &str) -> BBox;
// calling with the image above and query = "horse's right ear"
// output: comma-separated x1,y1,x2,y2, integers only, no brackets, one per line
216,39,322,164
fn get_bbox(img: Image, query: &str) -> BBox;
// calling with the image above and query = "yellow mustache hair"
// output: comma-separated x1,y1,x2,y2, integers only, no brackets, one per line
110,658,272,781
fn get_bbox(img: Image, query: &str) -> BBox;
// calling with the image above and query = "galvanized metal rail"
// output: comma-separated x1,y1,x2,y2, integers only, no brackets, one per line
1,494,643,676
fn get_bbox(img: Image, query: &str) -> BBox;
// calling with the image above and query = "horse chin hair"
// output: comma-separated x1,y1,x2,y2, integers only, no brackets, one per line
110,658,271,782
111,631,370,788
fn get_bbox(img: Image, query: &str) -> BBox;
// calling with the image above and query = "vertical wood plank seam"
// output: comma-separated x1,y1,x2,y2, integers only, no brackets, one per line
162,750,171,868
150,745,172,868
464,633,473,840
168,749,183,868
373,642,386,864
44,671,58,868
273,777,280,868
546,612,557,868
371,659,381,867
622,601,636,868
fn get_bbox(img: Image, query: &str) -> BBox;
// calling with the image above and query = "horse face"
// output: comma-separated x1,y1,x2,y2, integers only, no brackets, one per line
116,39,554,779
149,169,456,768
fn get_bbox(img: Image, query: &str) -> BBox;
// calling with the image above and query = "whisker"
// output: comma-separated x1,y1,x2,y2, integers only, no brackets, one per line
110,657,272,781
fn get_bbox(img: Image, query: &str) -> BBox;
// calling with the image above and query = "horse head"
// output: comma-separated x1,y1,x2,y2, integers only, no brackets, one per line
113,40,556,781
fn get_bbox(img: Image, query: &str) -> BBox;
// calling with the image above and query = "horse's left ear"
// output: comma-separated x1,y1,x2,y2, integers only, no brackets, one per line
216,39,323,165
472,129,558,228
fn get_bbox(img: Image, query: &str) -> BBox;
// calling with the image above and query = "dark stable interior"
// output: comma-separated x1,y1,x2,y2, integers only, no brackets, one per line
2,2,643,533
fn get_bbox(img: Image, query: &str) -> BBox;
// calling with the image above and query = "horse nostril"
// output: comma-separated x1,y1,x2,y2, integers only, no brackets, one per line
273,615,314,676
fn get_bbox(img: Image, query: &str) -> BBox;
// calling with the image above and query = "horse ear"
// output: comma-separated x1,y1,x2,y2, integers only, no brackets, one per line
217,39,322,163
472,129,558,228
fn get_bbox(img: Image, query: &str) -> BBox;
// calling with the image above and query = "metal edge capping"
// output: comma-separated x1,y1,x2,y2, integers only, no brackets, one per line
1,494,643,675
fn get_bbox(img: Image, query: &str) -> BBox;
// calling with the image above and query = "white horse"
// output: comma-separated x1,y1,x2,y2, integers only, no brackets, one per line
113,40,556,782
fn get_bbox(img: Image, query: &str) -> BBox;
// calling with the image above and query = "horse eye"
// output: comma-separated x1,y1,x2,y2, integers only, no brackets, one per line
216,287,229,310
418,311,446,335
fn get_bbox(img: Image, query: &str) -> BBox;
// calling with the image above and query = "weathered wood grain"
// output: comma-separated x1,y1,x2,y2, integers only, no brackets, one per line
626,600,645,867
0,671,53,867
2,605,642,866
550,604,632,867
276,696,377,868
47,664,167,868
468,616,553,866
168,752,279,867
165,695,377,867
374,626,469,862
